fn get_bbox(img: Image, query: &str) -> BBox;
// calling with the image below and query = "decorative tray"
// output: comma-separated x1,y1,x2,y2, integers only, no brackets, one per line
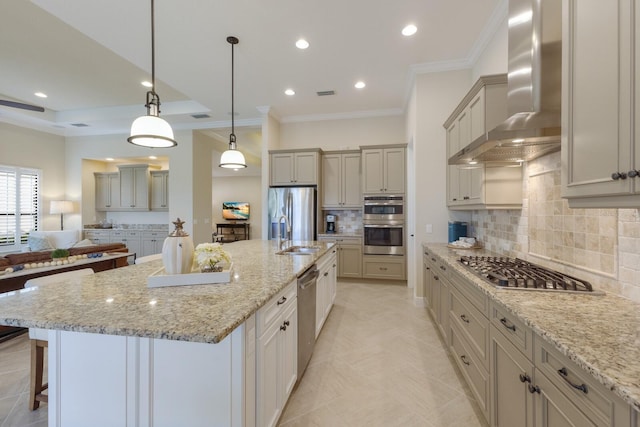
147,264,233,288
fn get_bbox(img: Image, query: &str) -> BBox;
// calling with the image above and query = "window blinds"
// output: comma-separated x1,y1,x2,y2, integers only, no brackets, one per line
0,166,40,248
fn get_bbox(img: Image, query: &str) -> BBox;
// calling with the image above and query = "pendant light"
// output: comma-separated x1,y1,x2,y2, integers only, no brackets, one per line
219,36,247,169
128,0,177,148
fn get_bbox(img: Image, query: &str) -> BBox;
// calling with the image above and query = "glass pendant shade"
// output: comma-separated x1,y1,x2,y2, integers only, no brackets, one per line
220,141,247,169
128,114,177,148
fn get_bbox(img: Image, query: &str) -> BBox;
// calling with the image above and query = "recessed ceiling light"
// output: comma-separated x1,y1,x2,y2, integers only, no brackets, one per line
296,39,309,49
141,81,153,88
402,24,417,36
469,161,478,165
34,92,47,98
355,81,366,89
149,155,157,160
285,89,296,96
105,157,114,161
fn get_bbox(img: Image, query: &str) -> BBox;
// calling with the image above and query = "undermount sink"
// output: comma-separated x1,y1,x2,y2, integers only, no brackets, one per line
276,245,321,255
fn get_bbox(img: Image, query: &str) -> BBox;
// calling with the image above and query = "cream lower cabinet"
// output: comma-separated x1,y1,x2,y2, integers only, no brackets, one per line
141,230,164,256
318,236,362,278
316,249,337,338
110,230,142,258
561,0,640,208
83,229,111,245
256,280,297,427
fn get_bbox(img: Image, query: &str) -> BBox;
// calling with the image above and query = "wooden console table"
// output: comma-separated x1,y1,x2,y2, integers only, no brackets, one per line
214,223,250,243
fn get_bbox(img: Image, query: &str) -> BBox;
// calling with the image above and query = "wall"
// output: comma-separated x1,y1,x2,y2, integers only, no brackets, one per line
212,176,262,240
471,152,640,301
279,116,404,150
0,123,67,231
471,14,508,81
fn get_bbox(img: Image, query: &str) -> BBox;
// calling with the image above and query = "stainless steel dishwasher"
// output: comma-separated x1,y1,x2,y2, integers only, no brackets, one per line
297,264,318,382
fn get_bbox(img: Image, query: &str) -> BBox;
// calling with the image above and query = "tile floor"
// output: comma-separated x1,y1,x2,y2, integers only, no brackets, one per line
0,280,487,427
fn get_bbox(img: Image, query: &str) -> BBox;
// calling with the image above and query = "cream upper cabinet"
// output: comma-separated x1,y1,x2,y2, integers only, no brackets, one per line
269,150,320,186
444,75,522,210
150,170,169,211
361,145,406,194
118,165,150,211
561,0,640,208
321,151,361,208
94,172,119,211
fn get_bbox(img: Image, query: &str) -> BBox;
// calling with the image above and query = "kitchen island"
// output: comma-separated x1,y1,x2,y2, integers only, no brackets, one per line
0,240,335,427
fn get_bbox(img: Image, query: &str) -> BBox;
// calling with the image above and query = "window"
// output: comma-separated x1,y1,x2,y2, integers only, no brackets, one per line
0,165,41,251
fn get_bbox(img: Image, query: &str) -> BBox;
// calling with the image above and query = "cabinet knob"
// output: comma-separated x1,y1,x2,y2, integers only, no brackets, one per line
628,170,639,178
463,196,470,200
519,373,531,384
528,384,540,394
611,172,627,180
460,355,470,366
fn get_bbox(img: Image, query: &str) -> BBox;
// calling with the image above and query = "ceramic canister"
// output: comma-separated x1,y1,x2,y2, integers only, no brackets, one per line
162,218,194,274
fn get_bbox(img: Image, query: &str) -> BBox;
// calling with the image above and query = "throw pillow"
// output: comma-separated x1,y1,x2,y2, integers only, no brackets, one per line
72,239,95,247
27,235,53,252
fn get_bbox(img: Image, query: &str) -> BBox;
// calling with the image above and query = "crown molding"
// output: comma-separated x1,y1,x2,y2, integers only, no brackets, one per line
280,108,403,124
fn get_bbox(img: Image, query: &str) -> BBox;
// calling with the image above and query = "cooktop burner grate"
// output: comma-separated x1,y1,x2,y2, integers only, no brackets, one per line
459,256,595,293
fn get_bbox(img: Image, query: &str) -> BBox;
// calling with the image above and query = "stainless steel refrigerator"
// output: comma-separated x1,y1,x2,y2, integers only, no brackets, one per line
268,186,316,241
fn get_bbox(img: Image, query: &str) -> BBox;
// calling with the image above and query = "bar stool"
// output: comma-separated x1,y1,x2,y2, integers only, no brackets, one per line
24,268,95,410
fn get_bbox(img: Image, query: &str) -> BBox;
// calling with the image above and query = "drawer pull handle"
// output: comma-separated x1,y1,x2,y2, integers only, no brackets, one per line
380,267,388,271
519,373,531,383
528,384,540,394
324,272,329,277
439,265,446,271
277,296,287,305
460,355,470,366
280,324,287,331
434,276,439,281
460,314,470,324
431,257,436,262
500,317,516,332
558,368,588,394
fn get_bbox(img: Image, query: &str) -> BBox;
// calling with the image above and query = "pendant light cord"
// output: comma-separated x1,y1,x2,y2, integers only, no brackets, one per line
227,36,239,144
151,0,156,96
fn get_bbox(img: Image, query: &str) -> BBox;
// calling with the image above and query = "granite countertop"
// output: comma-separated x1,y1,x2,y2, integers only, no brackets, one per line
0,240,334,344
423,243,640,411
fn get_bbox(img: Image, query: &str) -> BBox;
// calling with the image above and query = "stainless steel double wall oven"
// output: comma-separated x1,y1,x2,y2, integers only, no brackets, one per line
363,195,404,255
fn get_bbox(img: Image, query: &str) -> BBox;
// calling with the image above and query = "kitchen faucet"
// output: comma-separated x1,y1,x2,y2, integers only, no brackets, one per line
277,215,291,250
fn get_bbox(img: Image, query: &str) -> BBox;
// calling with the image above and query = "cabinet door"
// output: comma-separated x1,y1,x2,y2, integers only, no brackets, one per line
119,167,149,210
437,278,450,340
457,109,471,149
490,327,534,427
468,166,484,204
342,153,362,207
362,149,384,193
562,0,633,199
315,269,327,338
468,88,486,143
257,320,282,427
338,244,362,278
281,302,297,402
383,148,405,193
447,123,462,205
95,173,119,211
270,153,294,185
150,171,168,211
293,152,318,185
534,370,598,427
321,154,341,207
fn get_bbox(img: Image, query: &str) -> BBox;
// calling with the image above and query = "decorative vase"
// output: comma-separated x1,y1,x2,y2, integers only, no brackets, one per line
162,218,194,275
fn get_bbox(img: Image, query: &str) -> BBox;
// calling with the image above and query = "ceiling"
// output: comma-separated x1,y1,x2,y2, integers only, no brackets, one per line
0,0,506,136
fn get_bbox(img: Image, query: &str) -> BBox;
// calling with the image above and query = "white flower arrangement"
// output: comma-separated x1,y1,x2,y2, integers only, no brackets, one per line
193,242,231,272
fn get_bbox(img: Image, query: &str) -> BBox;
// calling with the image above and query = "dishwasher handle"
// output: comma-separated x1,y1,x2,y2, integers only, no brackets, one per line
298,266,319,289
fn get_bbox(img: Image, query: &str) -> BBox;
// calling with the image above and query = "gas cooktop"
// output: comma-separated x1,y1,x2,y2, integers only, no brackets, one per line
459,256,601,294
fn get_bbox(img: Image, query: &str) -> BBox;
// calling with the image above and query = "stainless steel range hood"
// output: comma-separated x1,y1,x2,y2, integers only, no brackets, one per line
449,0,562,165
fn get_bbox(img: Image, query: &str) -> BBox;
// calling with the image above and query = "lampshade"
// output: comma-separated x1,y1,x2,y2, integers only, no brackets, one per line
50,200,73,215
128,114,177,148
220,144,247,169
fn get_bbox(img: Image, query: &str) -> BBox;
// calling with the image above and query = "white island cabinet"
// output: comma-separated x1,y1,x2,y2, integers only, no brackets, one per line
0,240,336,427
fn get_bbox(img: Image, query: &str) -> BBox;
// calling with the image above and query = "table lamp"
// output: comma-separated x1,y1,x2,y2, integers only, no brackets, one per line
50,200,73,230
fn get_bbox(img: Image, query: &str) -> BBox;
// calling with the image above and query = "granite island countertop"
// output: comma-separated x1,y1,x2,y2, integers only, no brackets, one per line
0,240,334,344
424,243,640,412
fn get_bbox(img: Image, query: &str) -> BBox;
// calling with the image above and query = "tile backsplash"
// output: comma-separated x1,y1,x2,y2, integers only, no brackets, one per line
322,210,363,234
470,152,640,301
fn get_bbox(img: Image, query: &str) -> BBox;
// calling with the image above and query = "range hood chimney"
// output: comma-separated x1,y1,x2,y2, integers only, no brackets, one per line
449,0,562,165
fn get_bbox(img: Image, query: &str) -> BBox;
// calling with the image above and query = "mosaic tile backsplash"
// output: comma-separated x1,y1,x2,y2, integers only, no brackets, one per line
470,152,640,301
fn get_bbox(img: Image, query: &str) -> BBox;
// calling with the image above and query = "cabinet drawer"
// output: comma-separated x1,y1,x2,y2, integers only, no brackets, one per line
143,231,166,239
449,269,489,316
362,257,405,279
449,286,489,369
257,281,297,336
450,321,490,422
534,336,630,426
490,301,534,361
126,230,141,238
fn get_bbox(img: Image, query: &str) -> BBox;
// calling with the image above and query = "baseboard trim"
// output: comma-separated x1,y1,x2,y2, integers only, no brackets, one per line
413,296,426,308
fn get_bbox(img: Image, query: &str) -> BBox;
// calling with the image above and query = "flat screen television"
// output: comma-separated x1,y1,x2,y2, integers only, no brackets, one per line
222,202,250,220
